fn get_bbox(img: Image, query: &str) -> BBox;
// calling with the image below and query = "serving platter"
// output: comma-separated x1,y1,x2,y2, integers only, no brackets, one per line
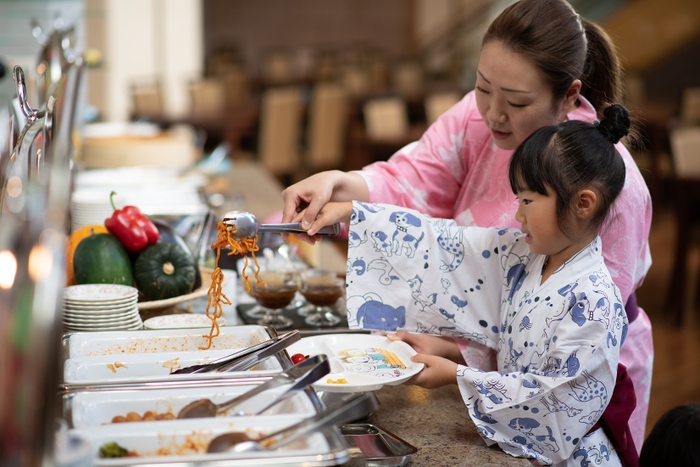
65,325,273,358
62,383,318,429
69,416,348,467
63,349,284,386
286,334,424,393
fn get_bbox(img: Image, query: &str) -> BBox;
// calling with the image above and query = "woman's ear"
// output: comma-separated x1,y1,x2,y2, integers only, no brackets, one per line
576,189,598,219
563,79,582,112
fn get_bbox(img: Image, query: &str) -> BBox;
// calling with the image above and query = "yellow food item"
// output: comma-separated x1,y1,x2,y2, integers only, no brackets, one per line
327,378,349,384
66,224,108,285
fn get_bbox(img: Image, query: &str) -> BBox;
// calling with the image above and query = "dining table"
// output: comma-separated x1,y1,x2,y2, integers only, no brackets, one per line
212,160,533,466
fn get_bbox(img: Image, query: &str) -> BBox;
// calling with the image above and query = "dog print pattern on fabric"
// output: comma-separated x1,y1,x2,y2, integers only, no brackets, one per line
345,202,627,466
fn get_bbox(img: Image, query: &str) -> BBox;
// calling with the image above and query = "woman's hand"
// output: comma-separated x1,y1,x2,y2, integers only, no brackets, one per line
388,330,465,364
281,171,370,242
405,353,458,389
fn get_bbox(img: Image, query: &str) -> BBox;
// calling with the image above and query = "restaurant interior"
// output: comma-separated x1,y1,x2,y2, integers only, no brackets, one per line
1,0,700,465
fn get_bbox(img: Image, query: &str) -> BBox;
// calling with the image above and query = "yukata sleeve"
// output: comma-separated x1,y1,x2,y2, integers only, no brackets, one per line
345,201,512,350
456,279,628,465
354,93,475,218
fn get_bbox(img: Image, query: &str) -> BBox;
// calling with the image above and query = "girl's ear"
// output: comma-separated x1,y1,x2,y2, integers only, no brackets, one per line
576,189,598,219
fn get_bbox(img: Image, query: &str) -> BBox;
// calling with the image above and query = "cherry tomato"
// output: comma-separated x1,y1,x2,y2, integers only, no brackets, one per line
291,353,306,364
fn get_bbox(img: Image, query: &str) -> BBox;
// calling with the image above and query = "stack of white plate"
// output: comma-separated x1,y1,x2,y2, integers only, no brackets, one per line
62,284,143,332
70,190,126,232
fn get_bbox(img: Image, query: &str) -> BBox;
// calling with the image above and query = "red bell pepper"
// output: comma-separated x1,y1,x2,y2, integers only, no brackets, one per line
104,191,159,253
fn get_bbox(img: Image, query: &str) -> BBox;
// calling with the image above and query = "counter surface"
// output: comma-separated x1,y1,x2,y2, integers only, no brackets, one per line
354,384,531,466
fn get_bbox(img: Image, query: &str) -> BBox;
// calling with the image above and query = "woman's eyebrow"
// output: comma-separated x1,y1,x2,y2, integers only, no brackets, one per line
477,70,530,94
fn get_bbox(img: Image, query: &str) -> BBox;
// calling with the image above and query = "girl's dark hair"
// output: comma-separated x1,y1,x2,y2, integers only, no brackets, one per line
508,104,629,240
483,0,621,119
640,403,700,467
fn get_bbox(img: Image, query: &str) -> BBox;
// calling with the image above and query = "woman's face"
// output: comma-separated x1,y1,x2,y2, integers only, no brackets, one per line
475,41,574,150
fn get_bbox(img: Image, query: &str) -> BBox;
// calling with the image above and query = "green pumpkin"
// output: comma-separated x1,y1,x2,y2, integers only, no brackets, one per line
134,242,196,300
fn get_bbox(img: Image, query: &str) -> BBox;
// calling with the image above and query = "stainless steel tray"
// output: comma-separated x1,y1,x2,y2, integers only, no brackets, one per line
59,379,319,429
341,423,417,467
59,325,294,390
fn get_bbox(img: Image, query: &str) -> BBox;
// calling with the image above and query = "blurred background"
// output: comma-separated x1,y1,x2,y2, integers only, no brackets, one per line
1,0,699,438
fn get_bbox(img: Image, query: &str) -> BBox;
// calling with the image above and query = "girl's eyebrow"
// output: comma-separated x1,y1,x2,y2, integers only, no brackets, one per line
477,70,530,94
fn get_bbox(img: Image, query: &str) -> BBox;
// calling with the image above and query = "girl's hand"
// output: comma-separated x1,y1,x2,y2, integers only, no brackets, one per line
293,202,353,237
388,330,465,363
405,353,458,389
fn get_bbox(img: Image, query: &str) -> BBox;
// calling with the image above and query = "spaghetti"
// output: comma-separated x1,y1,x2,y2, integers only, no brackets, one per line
199,222,263,350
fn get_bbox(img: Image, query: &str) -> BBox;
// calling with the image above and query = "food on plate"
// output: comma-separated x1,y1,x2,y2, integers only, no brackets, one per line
65,224,109,286
73,233,134,286
133,243,196,300
104,191,159,254
111,410,176,423
198,222,263,350
290,353,306,364
152,219,202,291
106,362,127,373
327,378,349,384
99,441,137,458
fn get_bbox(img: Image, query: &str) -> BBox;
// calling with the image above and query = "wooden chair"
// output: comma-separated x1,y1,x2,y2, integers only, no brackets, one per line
306,83,349,172
189,78,226,121
425,91,461,125
258,86,304,178
130,79,163,120
666,125,700,325
362,96,409,141
681,87,700,124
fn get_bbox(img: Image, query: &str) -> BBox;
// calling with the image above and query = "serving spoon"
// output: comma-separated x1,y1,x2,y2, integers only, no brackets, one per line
207,392,378,454
222,211,340,240
177,355,329,419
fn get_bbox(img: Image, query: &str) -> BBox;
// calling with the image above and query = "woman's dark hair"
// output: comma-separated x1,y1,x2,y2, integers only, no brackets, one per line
640,402,700,467
483,0,621,119
508,104,629,240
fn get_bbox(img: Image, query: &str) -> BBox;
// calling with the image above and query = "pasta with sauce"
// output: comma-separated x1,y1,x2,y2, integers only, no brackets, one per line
200,222,264,350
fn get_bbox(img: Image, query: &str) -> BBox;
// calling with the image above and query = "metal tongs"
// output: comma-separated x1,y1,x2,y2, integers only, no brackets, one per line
171,330,300,375
222,211,340,240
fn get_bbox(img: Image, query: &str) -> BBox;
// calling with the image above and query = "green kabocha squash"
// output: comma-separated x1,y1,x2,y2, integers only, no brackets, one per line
73,233,134,286
134,242,196,300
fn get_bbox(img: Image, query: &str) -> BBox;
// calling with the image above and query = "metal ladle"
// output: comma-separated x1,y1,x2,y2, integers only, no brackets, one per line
222,211,340,240
207,392,378,454
177,355,329,419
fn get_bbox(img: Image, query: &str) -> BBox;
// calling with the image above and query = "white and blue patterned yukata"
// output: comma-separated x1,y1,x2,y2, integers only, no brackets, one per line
345,202,628,467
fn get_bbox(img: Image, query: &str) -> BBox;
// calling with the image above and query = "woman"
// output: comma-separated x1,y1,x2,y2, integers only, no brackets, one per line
281,0,653,450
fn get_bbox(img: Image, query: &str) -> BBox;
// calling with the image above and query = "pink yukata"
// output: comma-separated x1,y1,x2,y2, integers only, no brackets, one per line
356,91,654,451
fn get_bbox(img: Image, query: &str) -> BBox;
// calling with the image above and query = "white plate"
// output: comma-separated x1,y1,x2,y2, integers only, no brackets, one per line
64,284,139,303
144,314,226,330
286,334,424,393
63,311,141,325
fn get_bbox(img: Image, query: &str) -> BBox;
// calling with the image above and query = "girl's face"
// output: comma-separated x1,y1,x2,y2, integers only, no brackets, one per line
514,187,574,260
475,41,576,151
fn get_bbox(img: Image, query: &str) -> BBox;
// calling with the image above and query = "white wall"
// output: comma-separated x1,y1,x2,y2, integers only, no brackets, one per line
87,0,202,122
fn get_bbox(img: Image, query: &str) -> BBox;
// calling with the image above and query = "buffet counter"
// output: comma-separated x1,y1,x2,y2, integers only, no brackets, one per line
217,161,532,466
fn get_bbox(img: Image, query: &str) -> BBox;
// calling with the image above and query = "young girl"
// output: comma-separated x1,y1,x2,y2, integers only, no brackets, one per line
315,104,635,466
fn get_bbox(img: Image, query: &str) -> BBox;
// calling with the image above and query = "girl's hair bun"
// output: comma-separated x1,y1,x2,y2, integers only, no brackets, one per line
597,103,630,144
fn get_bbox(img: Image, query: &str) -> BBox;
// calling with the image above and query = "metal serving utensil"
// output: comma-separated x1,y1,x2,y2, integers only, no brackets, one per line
171,330,300,375
177,354,329,419
222,211,340,240
207,392,378,453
